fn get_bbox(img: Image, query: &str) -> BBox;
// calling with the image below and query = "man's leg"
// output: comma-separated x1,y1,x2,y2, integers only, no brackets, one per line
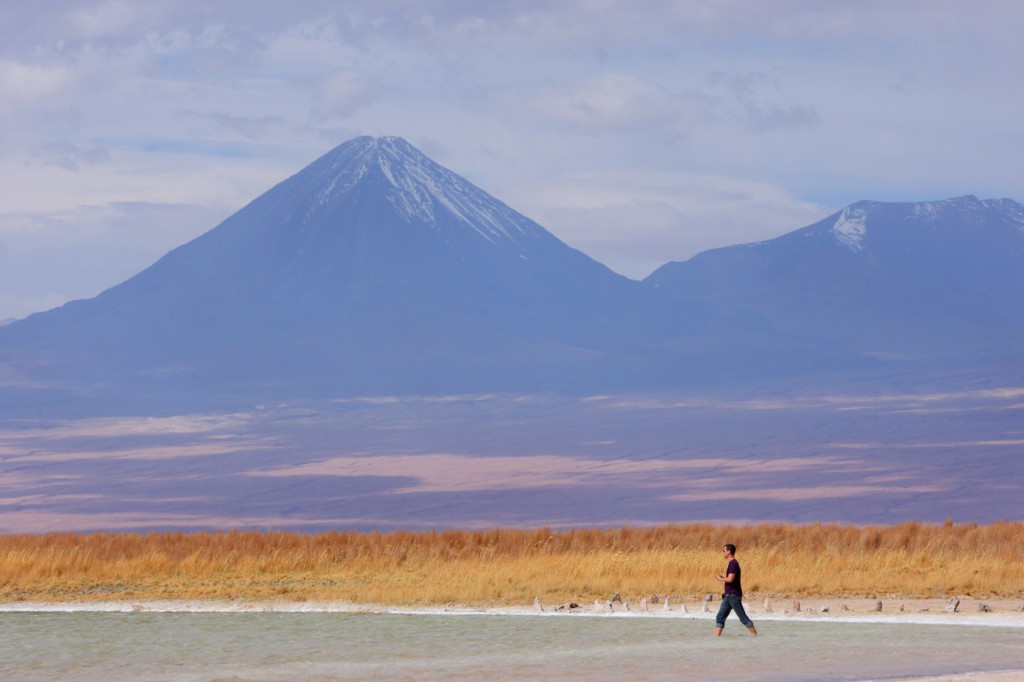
732,597,757,637
714,596,732,636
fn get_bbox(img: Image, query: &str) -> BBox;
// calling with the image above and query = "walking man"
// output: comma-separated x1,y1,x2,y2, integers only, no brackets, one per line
715,543,757,636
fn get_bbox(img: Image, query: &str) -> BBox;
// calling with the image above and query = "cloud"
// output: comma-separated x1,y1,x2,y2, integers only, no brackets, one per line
37,142,112,171
177,110,285,139
309,70,376,123
744,103,821,133
705,70,821,133
67,0,155,41
536,74,680,132
515,170,828,278
0,59,73,106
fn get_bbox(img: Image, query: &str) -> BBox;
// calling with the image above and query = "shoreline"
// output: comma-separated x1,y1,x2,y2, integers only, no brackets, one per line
3,597,1023,628
6,598,1022,681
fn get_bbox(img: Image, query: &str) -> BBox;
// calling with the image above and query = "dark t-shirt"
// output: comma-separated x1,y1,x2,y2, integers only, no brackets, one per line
723,558,742,596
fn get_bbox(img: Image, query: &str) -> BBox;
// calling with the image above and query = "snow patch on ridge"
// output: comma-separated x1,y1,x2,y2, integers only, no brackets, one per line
911,201,940,220
984,198,1024,231
310,163,368,212
832,207,868,252
372,137,536,247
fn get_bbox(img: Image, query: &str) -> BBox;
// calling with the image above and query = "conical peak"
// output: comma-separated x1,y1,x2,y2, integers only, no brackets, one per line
314,135,439,177
368,135,419,156
303,136,546,246
306,136,425,196
330,135,422,164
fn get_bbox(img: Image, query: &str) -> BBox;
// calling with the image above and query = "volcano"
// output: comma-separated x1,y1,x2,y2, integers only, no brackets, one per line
0,137,711,406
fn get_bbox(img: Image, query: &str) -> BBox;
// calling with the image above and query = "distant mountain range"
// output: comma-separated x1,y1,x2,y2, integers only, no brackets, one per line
1,137,1021,414
646,196,1024,360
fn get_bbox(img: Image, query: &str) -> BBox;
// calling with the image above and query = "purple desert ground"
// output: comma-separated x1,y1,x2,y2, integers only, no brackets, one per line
2,384,1021,532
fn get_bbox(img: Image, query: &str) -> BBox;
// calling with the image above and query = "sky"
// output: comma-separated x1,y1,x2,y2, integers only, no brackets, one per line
1,1,1023,321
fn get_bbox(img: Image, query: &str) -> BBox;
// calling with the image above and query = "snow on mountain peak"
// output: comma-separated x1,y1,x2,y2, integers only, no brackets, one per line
831,206,868,252
372,138,526,243
909,195,982,222
825,196,1024,253
910,201,941,220
983,197,1024,231
308,136,540,248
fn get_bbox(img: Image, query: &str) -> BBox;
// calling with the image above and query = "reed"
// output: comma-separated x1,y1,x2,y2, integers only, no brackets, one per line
1,522,1021,605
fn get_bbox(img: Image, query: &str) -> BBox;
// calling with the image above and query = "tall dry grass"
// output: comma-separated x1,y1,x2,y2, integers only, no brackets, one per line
1,522,1021,605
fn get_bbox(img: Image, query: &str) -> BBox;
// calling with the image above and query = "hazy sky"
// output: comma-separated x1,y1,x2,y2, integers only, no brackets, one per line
2,1,1022,320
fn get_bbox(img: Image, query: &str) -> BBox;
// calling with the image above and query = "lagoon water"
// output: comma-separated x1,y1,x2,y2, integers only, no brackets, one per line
1,611,1022,681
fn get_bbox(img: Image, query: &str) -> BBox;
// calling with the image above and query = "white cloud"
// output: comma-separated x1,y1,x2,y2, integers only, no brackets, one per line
537,74,680,132
744,102,821,133
38,142,112,171
704,70,822,133
309,71,376,123
176,110,285,139
67,0,152,41
0,60,73,106
517,170,828,278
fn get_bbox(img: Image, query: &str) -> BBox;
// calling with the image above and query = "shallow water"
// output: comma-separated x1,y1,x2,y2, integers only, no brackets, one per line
1,612,1021,681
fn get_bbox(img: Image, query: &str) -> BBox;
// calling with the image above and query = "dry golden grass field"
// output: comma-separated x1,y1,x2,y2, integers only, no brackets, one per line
1,521,1021,606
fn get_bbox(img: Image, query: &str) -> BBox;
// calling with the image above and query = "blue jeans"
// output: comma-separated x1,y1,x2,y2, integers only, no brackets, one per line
715,594,753,628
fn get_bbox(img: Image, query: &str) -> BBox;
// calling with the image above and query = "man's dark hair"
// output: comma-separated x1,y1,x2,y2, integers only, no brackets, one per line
724,543,737,555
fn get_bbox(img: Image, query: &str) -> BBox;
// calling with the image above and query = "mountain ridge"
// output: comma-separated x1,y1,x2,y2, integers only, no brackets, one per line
1,137,1021,412
645,194,1024,357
